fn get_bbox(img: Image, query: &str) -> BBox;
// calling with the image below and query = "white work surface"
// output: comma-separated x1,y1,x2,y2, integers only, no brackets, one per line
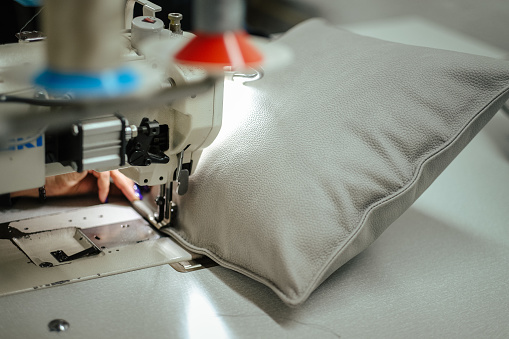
1,18,509,338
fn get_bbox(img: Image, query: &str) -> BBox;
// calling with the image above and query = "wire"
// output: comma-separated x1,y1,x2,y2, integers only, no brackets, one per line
0,94,76,107
18,6,44,37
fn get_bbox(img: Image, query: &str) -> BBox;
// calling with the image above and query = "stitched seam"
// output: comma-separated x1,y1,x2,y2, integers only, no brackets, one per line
170,86,509,305
303,86,509,298
166,229,296,302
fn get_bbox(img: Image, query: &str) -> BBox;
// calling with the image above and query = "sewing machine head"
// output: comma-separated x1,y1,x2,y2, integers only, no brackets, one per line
0,0,263,227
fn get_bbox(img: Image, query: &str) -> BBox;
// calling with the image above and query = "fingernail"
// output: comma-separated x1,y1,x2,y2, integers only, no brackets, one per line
134,184,143,200
104,197,109,204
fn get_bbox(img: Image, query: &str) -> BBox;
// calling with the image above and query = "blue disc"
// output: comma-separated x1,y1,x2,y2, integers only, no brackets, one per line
34,68,140,98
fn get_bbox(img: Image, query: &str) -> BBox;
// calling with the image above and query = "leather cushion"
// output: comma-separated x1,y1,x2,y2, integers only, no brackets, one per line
168,19,509,305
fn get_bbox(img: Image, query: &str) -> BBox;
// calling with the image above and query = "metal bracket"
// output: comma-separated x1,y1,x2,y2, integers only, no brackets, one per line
51,247,101,263
169,257,217,273
124,0,162,29
175,149,189,195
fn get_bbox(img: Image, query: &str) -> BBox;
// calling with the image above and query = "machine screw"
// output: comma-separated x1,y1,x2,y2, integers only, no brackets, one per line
168,13,183,34
48,319,70,332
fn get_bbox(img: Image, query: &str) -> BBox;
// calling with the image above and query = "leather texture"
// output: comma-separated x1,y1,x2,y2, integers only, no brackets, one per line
168,19,509,305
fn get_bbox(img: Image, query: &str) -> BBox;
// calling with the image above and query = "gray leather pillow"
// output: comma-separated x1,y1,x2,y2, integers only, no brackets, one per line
168,19,509,305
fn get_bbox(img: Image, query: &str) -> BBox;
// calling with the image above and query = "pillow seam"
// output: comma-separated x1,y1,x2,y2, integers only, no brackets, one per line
303,86,509,299
168,86,509,306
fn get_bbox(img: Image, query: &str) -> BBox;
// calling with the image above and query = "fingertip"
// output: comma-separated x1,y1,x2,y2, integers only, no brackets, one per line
98,192,108,203
110,170,140,202
96,171,111,203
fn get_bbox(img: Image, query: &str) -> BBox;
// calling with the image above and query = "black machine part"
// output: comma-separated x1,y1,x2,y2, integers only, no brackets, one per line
45,116,169,172
126,118,169,166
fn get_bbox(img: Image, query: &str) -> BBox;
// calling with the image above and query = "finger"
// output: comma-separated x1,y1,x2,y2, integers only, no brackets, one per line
92,171,111,203
110,170,140,202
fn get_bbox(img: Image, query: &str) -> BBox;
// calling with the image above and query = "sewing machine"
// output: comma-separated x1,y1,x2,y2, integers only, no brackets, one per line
0,0,261,294
2,1,509,337
0,0,260,229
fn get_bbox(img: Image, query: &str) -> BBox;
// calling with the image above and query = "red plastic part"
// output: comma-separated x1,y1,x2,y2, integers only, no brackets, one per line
174,30,263,68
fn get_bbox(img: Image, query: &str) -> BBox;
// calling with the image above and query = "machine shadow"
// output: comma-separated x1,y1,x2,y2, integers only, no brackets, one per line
483,110,509,161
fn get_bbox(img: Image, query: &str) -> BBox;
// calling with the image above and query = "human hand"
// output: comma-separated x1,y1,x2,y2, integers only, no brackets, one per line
12,170,141,203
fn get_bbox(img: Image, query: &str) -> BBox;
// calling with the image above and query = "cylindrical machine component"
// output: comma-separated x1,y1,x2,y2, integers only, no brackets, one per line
194,0,245,33
174,0,262,69
168,13,183,35
131,16,164,49
43,0,123,73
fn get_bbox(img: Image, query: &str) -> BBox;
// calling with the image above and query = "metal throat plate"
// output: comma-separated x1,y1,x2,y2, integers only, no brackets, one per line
0,204,193,297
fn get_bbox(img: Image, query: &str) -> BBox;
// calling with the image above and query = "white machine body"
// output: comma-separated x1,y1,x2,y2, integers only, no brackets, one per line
0,3,224,228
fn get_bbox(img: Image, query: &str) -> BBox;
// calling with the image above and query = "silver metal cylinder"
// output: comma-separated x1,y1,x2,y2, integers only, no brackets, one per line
168,13,183,35
194,0,245,33
43,0,123,73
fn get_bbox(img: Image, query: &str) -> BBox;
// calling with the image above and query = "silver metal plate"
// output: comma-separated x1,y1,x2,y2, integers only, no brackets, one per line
13,227,102,267
82,218,160,250
0,205,193,297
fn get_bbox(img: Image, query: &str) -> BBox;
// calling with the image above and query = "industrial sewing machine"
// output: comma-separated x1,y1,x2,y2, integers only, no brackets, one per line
1,3,509,335
0,0,266,293
0,0,263,227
